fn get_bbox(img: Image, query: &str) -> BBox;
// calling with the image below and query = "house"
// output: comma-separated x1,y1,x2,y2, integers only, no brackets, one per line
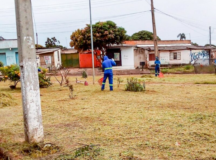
0,38,19,66
61,49,79,68
36,48,62,69
108,40,214,69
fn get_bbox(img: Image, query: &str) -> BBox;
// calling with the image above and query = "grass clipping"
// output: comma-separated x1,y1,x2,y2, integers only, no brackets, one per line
0,93,17,108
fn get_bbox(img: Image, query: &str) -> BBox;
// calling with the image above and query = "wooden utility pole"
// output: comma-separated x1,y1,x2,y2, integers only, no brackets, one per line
209,26,211,46
15,0,44,143
151,0,159,57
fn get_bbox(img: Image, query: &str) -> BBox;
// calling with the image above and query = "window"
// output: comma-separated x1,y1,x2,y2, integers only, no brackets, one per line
170,52,181,60
149,54,156,61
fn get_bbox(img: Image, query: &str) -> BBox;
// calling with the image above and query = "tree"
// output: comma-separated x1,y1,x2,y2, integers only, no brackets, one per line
35,44,45,49
45,37,66,49
191,42,199,46
205,44,216,47
70,21,127,54
177,33,186,40
131,30,161,41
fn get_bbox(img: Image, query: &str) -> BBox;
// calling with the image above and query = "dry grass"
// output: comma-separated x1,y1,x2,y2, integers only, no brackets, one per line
0,74,216,159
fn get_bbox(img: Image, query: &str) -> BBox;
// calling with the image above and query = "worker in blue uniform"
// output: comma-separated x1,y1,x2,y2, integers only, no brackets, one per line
155,56,161,77
101,56,116,91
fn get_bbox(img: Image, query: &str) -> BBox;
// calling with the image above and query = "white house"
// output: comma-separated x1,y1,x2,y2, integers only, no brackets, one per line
108,40,213,69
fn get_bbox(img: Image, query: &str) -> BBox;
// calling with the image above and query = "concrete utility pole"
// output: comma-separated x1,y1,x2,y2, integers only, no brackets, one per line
89,0,95,84
209,26,211,46
151,0,159,57
15,0,44,143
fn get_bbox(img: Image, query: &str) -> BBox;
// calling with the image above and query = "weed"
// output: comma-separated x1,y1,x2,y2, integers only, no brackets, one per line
195,81,216,84
125,78,145,92
117,77,124,88
56,144,101,160
184,65,192,70
82,70,88,78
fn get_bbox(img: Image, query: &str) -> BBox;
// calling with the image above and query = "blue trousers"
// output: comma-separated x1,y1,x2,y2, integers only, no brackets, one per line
101,73,113,91
155,67,160,77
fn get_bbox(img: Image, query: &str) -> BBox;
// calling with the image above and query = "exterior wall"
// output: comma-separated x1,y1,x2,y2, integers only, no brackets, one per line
0,48,18,66
190,50,210,65
39,53,55,68
147,49,210,66
134,49,145,68
54,50,62,68
120,47,135,68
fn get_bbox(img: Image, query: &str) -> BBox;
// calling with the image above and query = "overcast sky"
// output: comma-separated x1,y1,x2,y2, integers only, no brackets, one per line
0,0,216,47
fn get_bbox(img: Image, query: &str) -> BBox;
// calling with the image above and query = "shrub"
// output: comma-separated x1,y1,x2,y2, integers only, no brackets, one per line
161,68,169,73
0,64,20,89
38,68,52,88
0,65,51,88
0,61,3,67
184,65,192,70
125,77,145,92
82,70,88,78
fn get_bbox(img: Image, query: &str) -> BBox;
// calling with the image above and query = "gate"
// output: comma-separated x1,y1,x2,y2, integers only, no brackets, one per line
61,53,79,68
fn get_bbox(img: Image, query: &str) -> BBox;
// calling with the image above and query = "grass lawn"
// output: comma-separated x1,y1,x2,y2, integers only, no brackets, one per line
0,74,216,159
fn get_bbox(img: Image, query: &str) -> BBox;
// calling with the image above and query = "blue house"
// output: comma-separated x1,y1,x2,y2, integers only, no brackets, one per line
0,37,19,66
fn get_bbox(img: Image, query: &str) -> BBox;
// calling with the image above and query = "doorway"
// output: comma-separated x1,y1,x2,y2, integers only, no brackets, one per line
106,48,122,66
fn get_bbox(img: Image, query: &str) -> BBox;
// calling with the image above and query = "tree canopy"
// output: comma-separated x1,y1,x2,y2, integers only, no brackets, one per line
130,30,161,41
35,44,45,49
191,42,199,46
70,21,127,53
205,44,216,47
177,33,186,40
45,37,66,49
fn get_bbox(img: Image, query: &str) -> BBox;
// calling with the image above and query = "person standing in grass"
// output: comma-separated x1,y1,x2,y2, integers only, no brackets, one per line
155,56,161,77
101,56,116,91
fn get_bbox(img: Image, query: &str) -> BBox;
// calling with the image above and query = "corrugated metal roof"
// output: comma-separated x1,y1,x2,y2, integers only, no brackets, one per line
0,39,18,49
36,48,60,54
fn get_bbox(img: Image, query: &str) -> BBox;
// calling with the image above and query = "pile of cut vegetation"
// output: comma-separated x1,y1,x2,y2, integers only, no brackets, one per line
0,92,17,108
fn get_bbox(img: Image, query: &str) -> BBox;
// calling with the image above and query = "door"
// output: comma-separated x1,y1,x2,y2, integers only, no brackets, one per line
0,53,6,66
15,52,19,64
106,48,122,66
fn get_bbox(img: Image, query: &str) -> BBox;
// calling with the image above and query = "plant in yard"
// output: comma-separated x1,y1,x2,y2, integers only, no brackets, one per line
0,64,20,89
38,68,52,88
82,70,88,78
184,65,192,70
0,61,3,67
68,85,76,99
117,77,123,88
53,65,70,86
125,77,145,92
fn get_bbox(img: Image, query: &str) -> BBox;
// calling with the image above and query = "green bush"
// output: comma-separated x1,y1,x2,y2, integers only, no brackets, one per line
0,61,3,67
184,65,192,70
0,65,51,88
125,77,145,92
38,68,52,88
0,64,20,89
161,68,169,73
82,70,88,78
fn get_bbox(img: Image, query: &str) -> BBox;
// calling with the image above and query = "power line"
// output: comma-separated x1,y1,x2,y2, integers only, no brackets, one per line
0,10,151,33
155,8,208,36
